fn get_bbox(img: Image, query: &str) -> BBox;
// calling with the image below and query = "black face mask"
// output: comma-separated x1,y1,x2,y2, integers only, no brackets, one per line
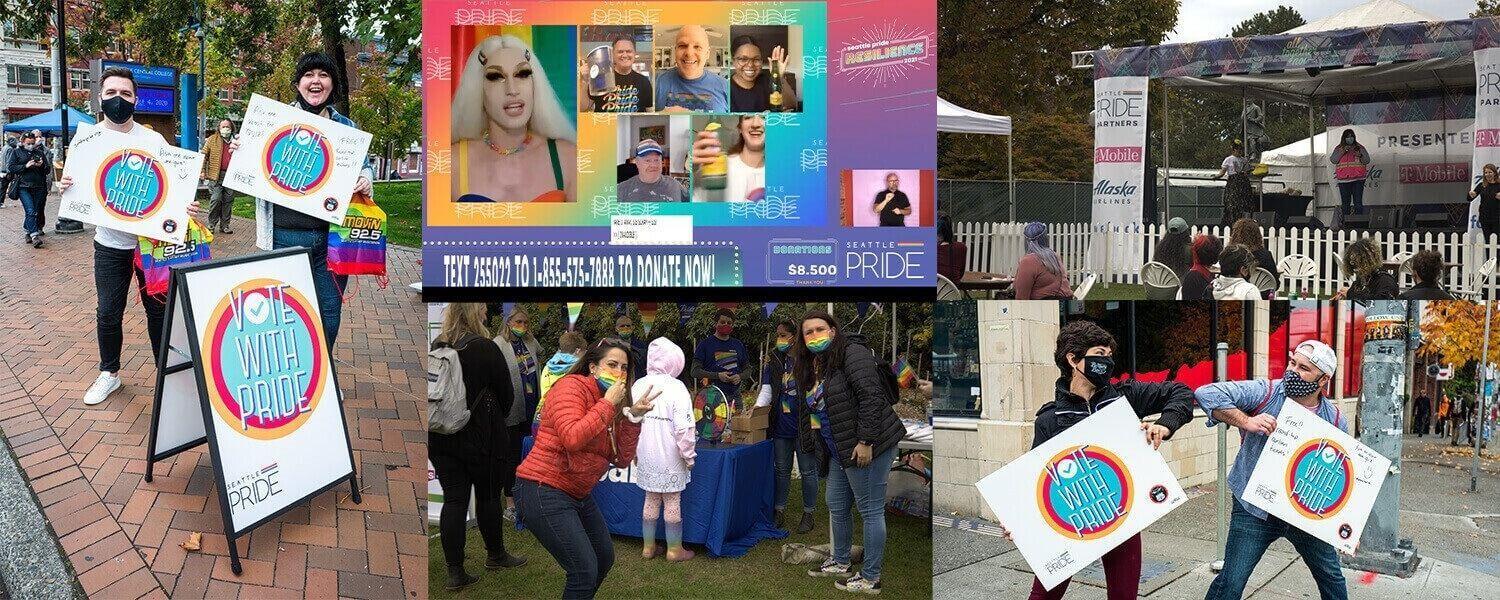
1078,355,1114,388
101,96,135,124
298,92,331,114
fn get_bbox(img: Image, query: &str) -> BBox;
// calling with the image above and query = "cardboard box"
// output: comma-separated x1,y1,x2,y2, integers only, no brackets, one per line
730,405,772,431
727,428,767,444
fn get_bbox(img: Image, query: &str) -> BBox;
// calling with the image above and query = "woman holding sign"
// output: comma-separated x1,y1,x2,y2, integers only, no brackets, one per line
1008,320,1196,600
792,310,903,595
451,35,578,203
514,339,660,599
230,52,374,348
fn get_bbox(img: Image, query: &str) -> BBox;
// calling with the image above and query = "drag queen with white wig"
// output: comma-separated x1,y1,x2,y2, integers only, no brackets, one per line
452,34,578,202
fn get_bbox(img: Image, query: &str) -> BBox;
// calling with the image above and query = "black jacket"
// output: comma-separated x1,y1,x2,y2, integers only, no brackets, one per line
1397,282,1455,300
765,350,804,439
1032,377,1196,450
1347,270,1398,300
5,145,49,189
797,334,905,474
429,335,515,461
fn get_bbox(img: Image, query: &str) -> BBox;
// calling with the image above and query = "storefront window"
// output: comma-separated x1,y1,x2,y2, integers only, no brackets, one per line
934,301,980,418
1064,301,1249,390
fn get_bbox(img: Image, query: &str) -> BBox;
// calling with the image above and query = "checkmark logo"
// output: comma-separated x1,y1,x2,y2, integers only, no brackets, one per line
242,292,270,325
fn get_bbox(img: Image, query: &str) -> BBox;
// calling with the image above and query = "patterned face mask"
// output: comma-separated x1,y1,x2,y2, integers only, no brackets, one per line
1284,369,1320,398
805,333,832,353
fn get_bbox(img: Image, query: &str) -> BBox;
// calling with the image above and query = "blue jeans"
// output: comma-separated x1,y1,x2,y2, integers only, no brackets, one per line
1206,501,1347,600
514,478,614,599
18,186,44,235
1337,180,1365,217
773,436,818,513
271,228,348,347
826,444,897,581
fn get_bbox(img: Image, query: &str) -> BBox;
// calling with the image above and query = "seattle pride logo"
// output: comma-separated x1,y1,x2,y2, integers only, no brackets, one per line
262,124,333,197
95,149,168,220
204,278,328,441
1284,438,1354,519
1036,445,1133,540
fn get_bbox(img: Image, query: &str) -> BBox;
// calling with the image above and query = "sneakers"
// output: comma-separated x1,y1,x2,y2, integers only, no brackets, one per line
26,232,42,248
809,558,852,578
503,506,516,522
836,574,881,595
83,372,121,406
797,511,816,533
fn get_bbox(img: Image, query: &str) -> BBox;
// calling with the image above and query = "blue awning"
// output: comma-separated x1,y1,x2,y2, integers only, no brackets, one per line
2,106,96,134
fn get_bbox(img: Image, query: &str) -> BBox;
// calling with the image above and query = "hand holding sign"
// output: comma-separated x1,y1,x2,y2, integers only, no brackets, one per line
58,123,201,244
222,94,373,224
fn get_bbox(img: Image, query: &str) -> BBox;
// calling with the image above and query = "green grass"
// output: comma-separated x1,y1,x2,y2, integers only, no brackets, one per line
428,480,931,599
219,180,421,248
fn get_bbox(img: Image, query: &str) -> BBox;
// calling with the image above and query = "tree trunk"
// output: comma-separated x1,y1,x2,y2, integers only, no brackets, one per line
315,3,350,116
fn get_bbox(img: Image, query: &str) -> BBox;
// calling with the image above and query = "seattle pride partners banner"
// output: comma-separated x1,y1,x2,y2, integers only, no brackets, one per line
1090,74,1148,272
1474,46,1500,236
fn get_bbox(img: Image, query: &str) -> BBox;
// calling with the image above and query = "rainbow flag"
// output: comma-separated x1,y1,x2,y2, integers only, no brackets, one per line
639,303,658,335
566,302,584,329
893,357,915,389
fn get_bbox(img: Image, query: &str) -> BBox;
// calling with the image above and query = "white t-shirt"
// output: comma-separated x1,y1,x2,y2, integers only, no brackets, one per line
92,121,167,250
693,153,765,202
1221,155,1249,177
631,374,696,493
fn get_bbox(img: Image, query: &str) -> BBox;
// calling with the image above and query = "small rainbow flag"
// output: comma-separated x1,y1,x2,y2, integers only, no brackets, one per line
639,303,658,335
566,302,584,330
893,357,915,389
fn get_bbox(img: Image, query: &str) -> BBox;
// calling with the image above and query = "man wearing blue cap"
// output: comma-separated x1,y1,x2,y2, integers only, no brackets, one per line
618,139,687,202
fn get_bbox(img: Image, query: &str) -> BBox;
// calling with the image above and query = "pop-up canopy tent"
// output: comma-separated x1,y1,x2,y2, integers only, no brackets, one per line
938,96,1016,219
1087,0,1480,225
2,106,94,135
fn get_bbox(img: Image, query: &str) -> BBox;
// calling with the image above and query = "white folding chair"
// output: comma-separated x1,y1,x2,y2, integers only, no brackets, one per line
1249,267,1278,297
1074,273,1097,300
1277,254,1316,296
1141,261,1181,301
937,275,962,301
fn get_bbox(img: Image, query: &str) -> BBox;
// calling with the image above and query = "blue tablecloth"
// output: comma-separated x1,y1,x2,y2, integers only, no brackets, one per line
520,437,787,557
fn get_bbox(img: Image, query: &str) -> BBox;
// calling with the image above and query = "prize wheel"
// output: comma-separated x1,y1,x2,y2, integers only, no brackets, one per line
694,384,730,443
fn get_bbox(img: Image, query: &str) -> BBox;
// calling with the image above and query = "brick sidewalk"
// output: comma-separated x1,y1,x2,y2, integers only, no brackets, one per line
0,208,427,599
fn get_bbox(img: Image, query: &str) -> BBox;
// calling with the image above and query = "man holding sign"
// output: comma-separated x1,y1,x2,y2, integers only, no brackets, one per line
59,67,202,407
998,321,1196,599
229,53,374,347
1194,340,1350,600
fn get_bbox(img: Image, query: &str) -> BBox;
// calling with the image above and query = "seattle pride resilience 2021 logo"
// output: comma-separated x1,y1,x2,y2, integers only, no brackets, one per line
262,124,334,198
1284,438,1354,520
95,149,168,221
204,279,328,441
1036,445,1133,540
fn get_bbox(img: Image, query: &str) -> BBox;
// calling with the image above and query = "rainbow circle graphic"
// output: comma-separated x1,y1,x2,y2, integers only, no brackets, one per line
202,278,329,441
262,124,334,197
1035,445,1133,541
94,149,169,221
1284,438,1354,520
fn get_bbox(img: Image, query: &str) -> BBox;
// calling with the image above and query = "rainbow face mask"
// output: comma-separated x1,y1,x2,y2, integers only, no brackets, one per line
616,327,633,338
595,367,624,392
805,333,832,353
775,336,792,352
509,325,527,338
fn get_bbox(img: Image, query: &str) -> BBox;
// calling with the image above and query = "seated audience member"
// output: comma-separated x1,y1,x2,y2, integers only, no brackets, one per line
1338,237,1397,300
1398,249,1456,300
1153,217,1192,281
1013,222,1074,300
1211,244,1261,300
937,213,967,284
1230,217,1278,298
1180,234,1222,301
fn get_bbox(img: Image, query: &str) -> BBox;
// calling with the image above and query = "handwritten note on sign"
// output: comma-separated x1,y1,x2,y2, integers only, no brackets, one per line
58,123,202,244
974,401,1186,590
1242,400,1390,554
222,94,373,224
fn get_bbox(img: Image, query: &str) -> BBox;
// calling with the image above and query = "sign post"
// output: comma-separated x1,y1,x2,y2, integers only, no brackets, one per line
145,248,360,575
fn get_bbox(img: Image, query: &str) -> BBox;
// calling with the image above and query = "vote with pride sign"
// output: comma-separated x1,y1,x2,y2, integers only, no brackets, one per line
974,400,1186,590
58,122,203,243
1241,400,1390,554
223,93,373,224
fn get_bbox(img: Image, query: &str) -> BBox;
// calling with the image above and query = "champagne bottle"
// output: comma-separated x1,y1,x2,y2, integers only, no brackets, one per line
769,59,783,108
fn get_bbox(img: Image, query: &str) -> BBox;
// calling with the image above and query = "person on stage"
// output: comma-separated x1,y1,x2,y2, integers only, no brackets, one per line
729,35,798,112
452,35,577,202
1196,340,1349,600
1330,129,1371,225
632,338,697,562
1470,163,1500,238
514,340,659,598
1215,140,1253,226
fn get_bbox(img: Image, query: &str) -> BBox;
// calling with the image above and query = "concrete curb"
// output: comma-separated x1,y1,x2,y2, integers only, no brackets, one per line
0,433,83,600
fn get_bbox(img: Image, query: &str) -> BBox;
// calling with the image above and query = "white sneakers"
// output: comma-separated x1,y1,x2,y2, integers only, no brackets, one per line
83,371,121,406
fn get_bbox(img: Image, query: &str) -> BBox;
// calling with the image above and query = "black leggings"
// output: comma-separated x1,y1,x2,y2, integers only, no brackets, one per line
430,448,506,567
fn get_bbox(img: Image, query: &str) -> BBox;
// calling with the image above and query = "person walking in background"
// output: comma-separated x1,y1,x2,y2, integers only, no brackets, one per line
0,134,16,208
430,304,526,591
1153,217,1193,281
1398,249,1455,300
1436,392,1451,437
514,339,658,599
757,319,818,534
497,306,544,521
1180,234,1222,301
200,119,236,234
1216,140,1254,226
1196,340,1349,600
7,131,49,247
1413,393,1431,437
633,337,697,562
937,212,967,284
1336,237,1397,300
1330,129,1371,226
1211,244,1261,301
1013,221,1073,300
1230,217,1277,298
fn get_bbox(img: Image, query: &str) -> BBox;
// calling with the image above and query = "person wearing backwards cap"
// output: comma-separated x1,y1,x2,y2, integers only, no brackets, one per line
618,139,687,202
1194,339,1349,600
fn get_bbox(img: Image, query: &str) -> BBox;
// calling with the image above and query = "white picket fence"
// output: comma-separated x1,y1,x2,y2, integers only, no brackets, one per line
954,221,1500,299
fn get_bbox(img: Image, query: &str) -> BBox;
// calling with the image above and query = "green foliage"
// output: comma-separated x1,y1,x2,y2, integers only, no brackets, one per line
1231,6,1305,37
1475,0,1500,18
349,60,421,178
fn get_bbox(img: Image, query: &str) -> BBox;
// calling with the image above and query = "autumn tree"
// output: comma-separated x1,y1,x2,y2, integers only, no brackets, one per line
349,60,420,179
1418,300,1500,445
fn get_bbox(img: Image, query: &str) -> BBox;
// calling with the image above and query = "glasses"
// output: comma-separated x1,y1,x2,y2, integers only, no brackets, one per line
733,56,763,66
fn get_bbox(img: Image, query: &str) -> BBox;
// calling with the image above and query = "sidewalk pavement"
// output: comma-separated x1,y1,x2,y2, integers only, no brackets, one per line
0,208,427,599
935,433,1500,599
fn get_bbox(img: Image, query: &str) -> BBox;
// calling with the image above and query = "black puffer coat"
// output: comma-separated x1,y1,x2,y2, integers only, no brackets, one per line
797,334,905,474
1033,376,1195,450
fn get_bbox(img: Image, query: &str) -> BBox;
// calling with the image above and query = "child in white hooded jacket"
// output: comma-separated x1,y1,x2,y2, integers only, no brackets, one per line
633,337,698,561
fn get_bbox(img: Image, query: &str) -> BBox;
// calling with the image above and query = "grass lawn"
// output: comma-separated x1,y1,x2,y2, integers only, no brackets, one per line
428,479,931,599
218,180,421,248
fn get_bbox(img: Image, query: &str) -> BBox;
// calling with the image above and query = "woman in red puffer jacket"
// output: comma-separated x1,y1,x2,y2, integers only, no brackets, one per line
514,339,661,599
